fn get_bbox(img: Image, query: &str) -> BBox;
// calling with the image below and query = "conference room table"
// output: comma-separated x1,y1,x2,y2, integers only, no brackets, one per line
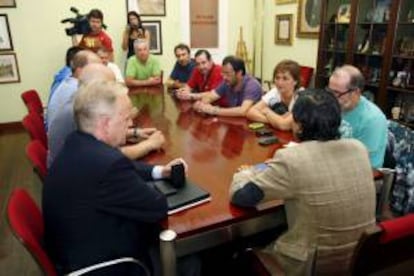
129,86,292,276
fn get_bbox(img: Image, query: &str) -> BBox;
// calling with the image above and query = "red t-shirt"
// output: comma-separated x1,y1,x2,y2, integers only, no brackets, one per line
79,30,113,53
187,64,223,93
187,64,226,106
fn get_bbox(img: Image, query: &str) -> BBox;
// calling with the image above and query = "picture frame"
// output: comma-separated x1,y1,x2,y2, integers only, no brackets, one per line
0,14,13,51
142,20,162,55
275,0,296,4
127,0,166,16
0,0,16,8
0,53,20,84
297,0,321,38
275,14,293,45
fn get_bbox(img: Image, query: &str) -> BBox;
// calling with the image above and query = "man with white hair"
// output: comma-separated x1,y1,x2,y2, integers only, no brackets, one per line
328,64,387,168
43,80,185,275
125,39,162,87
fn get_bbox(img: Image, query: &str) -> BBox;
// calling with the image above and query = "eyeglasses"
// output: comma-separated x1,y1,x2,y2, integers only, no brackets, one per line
325,86,354,98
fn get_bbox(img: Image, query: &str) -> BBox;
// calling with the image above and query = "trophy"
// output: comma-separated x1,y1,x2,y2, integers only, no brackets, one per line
235,27,252,74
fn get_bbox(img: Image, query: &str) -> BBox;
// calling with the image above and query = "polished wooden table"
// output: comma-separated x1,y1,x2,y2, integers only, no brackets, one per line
129,86,291,276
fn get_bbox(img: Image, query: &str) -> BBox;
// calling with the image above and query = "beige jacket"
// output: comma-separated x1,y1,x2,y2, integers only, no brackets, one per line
230,139,376,274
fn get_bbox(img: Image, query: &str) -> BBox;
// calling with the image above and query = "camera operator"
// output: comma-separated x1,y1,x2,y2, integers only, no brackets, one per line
122,11,150,59
75,9,113,60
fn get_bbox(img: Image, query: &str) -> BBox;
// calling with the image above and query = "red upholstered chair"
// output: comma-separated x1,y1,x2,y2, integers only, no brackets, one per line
264,65,314,91
21,89,44,118
26,140,47,182
350,214,414,275
7,188,57,276
299,66,314,88
22,112,47,149
7,188,150,276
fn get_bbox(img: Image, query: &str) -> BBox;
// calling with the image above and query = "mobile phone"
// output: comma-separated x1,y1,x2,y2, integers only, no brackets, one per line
255,128,273,137
248,122,265,130
258,135,279,146
171,163,186,188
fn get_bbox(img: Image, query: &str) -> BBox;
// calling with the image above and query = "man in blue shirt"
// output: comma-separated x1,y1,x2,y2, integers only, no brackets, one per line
328,65,387,168
49,46,83,104
47,50,101,131
47,50,102,167
166,43,196,89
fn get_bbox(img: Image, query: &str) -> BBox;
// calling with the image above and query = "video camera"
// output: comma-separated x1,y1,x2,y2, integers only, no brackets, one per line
61,7,91,36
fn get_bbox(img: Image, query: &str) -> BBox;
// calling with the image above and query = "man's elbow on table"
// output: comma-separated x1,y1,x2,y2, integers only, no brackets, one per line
231,182,264,207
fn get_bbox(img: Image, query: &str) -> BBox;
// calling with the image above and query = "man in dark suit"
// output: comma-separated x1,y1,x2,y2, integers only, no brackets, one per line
43,80,185,275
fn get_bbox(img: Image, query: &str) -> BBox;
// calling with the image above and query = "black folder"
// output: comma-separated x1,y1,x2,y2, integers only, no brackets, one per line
149,179,211,215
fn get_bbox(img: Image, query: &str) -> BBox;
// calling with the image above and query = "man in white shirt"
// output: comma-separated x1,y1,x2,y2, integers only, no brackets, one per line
97,47,124,83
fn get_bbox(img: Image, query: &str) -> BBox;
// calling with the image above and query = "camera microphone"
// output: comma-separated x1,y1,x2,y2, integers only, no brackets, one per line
70,7,79,14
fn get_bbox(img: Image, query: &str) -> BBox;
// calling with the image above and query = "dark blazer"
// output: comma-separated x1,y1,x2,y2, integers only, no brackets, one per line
43,131,168,274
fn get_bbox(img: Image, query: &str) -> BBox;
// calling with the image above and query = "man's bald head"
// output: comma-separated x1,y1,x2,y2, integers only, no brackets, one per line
79,63,116,85
71,50,102,78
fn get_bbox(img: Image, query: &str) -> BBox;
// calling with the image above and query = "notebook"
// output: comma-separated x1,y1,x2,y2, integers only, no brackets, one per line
149,179,211,215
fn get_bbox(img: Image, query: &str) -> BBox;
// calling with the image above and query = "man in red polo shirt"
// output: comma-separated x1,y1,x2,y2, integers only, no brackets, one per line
77,9,113,59
177,49,226,106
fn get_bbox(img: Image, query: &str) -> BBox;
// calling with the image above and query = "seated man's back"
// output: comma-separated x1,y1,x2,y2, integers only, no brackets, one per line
43,81,167,275
47,76,78,131
46,51,103,167
230,89,376,275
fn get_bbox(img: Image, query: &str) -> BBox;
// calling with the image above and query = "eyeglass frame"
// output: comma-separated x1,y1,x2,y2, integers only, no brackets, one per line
325,86,356,98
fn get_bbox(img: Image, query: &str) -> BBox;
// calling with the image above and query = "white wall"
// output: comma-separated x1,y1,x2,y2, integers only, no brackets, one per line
261,2,319,82
0,1,126,123
0,0,319,123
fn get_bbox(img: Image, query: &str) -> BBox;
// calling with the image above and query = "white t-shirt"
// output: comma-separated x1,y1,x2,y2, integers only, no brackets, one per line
262,87,301,111
107,62,125,83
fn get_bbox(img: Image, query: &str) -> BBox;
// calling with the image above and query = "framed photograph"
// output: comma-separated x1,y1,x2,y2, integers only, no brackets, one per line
0,0,16,8
297,0,321,38
0,14,13,51
275,14,293,45
275,0,296,4
127,0,166,16
142,21,162,55
0,53,20,84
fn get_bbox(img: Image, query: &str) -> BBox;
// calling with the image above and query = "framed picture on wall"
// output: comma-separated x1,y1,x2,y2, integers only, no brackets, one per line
0,14,13,51
142,21,162,55
297,0,321,38
0,0,16,8
127,0,166,16
0,53,20,84
275,14,293,45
